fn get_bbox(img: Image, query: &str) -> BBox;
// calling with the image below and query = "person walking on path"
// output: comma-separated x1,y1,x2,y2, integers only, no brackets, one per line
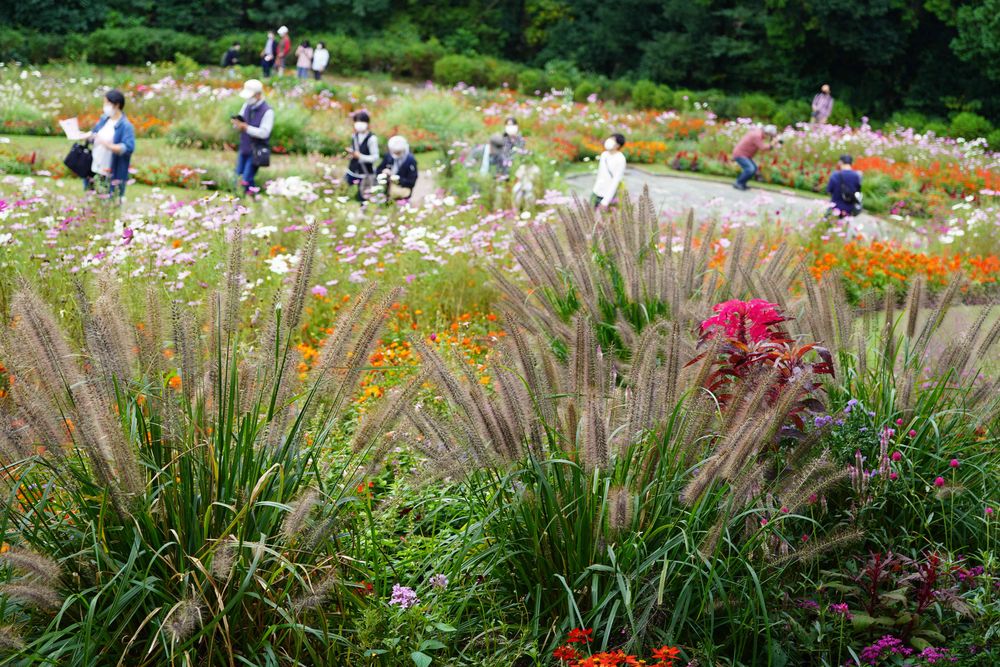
826,154,863,217
591,133,627,209
82,89,135,203
376,135,419,200
811,84,834,124
232,79,274,196
295,40,313,80
276,26,291,76
345,111,380,202
732,124,778,191
261,32,276,77
311,42,330,80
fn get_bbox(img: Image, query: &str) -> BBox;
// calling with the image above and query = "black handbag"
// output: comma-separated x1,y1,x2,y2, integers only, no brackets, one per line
251,139,271,167
64,142,92,178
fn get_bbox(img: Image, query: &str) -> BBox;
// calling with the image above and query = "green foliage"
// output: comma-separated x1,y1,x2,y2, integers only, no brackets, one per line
773,100,812,128
432,54,492,87
733,92,778,120
949,111,994,140
517,68,547,95
630,79,673,110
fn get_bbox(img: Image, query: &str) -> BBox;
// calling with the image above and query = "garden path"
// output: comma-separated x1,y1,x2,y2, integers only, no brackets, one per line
567,168,909,241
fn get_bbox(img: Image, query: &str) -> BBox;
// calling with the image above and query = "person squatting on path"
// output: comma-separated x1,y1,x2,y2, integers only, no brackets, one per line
732,124,779,191
232,79,273,195
376,135,419,201
811,84,834,124
591,133,626,209
83,89,135,204
345,111,380,202
499,117,526,179
826,154,863,217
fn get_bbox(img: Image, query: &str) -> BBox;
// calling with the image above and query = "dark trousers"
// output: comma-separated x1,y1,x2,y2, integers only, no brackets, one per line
262,59,273,77
734,156,757,188
313,69,322,80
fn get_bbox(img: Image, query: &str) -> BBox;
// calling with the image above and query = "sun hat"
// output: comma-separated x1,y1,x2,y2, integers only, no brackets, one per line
763,124,778,135
277,26,288,35
239,79,264,99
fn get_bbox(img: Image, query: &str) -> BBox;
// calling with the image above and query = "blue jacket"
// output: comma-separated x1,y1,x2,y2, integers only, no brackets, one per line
376,153,418,189
827,169,862,215
91,114,136,196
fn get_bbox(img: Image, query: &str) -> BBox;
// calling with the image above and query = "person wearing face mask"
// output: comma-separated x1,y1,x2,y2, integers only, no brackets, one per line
591,134,627,209
81,89,135,203
499,117,526,178
261,31,277,78
295,40,313,80
376,135,419,201
232,79,274,195
345,111,380,201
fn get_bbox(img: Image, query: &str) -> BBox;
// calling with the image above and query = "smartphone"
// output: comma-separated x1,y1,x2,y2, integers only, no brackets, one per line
231,114,244,121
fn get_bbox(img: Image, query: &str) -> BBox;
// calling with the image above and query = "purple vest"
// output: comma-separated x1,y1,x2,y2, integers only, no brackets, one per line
239,101,271,156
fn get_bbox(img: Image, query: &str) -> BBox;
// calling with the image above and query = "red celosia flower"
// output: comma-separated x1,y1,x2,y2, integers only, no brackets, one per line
567,628,594,644
700,298,785,343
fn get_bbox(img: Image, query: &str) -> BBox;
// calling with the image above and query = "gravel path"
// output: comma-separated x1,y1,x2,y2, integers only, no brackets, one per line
567,168,905,240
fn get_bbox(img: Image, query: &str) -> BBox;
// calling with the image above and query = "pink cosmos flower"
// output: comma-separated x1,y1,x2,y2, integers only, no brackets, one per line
310,285,328,297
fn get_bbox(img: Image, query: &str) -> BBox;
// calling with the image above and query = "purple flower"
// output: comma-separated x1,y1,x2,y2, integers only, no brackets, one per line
859,635,913,665
389,584,419,609
428,573,449,590
310,285,328,297
828,602,852,620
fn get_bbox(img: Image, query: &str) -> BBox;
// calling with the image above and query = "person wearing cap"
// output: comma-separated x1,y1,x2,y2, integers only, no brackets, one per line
261,31,277,77
232,79,274,195
811,84,834,124
732,124,779,191
499,117,526,178
376,135,419,201
345,111,379,201
81,88,135,203
276,27,291,76
826,154,863,216
591,133,627,209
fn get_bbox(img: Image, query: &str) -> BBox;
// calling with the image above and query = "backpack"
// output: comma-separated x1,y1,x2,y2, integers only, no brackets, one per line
839,172,862,213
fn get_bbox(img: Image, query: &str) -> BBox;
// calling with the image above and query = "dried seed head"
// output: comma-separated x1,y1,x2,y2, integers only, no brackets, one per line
0,582,62,611
607,486,633,534
0,548,61,583
164,598,202,644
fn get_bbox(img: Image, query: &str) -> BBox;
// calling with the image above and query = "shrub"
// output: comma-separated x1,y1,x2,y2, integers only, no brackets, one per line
949,111,994,140
886,109,930,131
773,100,811,128
573,78,601,103
432,54,490,87
734,92,778,120
988,128,1000,150
631,79,672,109
923,120,950,136
82,27,212,65
517,68,547,95
543,59,581,91
603,77,633,102
827,102,857,127
319,34,363,74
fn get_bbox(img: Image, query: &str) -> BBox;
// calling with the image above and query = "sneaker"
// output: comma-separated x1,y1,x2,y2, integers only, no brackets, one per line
733,183,748,191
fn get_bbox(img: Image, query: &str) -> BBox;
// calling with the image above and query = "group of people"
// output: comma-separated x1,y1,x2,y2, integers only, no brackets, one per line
257,27,329,80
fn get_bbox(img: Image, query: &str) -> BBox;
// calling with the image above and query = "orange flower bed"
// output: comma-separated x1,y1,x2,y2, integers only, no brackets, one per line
853,156,1000,197
809,238,1000,290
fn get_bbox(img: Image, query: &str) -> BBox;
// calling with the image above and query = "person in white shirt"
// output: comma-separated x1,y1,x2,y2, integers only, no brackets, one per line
345,111,379,201
311,42,330,80
591,133,627,209
231,79,274,195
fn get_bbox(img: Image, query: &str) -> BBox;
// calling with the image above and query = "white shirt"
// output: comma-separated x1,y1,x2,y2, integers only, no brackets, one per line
91,120,116,175
239,100,274,140
592,150,626,205
312,48,330,71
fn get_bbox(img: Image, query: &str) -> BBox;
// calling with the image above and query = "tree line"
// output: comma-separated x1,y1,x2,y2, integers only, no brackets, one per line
1,0,997,121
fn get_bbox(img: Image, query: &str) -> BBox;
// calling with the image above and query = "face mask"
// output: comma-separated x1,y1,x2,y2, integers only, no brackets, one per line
505,124,518,136
604,138,617,151
103,103,115,116
354,122,368,133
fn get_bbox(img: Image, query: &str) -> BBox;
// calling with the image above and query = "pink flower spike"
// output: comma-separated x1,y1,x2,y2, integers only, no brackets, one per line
934,476,946,487
949,458,959,468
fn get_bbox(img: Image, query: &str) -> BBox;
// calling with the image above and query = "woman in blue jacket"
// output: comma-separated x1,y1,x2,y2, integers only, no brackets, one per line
84,89,136,203
376,135,418,201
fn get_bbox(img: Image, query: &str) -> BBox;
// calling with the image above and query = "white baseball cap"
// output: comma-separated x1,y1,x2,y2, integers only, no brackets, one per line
240,79,264,99
277,26,288,35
